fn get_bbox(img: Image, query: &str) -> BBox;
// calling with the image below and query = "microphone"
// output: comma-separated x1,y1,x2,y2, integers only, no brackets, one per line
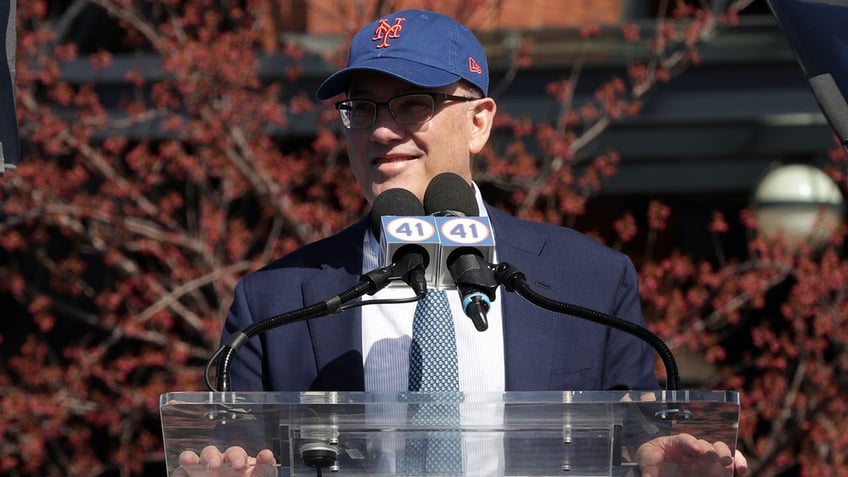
369,188,433,296
423,172,480,217
423,173,498,331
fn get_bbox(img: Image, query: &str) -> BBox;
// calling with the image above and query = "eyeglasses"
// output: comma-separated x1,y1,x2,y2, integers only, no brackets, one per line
335,93,478,130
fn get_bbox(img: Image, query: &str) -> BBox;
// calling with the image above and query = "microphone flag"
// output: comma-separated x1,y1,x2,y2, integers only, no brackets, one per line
379,215,495,290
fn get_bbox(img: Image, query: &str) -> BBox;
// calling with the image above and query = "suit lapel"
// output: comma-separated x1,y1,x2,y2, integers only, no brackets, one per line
488,207,559,391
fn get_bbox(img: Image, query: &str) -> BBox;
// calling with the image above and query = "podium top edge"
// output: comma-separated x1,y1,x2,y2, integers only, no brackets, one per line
160,390,740,407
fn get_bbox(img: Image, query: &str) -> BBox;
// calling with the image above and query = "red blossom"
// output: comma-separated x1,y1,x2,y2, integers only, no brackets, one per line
621,23,641,41
545,79,574,103
647,200,671,231
613,212,638,243
579,24,601,39
708,210,729,233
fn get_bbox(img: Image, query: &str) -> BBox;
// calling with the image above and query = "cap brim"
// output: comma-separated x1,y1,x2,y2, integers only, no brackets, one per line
315,57,463,100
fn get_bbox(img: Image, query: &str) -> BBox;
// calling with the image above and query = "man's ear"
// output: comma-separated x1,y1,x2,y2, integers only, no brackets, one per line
468,97,497,155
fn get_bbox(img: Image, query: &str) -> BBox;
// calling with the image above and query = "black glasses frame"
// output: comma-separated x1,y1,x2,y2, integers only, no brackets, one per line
334,92,478,130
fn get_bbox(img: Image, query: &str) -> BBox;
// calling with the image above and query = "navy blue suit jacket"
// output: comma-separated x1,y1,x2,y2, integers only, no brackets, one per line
222,205,659,392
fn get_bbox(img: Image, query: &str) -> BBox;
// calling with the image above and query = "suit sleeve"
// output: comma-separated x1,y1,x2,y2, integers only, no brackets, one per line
602,255,660,391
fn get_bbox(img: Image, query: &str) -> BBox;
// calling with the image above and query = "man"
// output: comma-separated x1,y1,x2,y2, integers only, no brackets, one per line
181,9,748,476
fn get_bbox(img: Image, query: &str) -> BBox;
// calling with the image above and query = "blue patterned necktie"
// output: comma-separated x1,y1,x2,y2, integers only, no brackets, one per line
409,289,459,392
401,289,463,475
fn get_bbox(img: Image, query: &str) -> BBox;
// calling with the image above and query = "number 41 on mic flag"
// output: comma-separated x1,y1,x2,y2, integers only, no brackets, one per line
380,216,495,290
380,216,441,287
435,216,495,289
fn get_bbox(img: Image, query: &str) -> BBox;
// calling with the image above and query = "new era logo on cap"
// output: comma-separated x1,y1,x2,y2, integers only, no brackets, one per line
315,9,490,100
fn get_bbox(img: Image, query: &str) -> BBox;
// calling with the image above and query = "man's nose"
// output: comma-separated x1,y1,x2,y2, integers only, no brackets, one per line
371,105,405,138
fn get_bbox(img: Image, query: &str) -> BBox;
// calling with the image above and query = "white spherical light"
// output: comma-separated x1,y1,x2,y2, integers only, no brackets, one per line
753,164,844,249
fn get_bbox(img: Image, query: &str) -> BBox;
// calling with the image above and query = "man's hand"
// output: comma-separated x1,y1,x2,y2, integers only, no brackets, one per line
636,433,748,477
176,446,277,477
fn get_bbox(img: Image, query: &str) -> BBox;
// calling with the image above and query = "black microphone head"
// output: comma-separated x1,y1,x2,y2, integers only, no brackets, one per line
369,188,425,239
423,172,479,216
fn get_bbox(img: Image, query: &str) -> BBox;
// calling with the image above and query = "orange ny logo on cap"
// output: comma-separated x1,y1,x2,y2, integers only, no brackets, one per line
373,17,406,48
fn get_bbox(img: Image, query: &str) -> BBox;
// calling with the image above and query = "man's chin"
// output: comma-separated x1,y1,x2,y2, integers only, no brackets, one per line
370,181,425,203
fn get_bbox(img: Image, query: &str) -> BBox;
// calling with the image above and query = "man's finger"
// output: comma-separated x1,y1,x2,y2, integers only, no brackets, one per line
199,445,224,468
255,449,277,465
254,449,278,477
709,440,734,466
179,451,201,467
734,449,749,475
223,446,250,469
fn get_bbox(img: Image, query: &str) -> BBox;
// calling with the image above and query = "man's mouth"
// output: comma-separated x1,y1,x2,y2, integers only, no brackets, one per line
373,155,416,165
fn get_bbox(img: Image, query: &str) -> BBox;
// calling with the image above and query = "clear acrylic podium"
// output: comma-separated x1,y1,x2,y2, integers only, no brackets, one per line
160,390,740,476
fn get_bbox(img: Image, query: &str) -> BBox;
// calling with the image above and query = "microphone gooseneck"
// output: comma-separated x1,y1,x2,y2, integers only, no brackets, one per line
211,278,380,392
208,189,431,392
493,262,681,391
424,172,497,331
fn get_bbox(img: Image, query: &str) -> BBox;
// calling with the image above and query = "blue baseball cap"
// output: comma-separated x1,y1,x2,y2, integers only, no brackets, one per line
315,9,489,100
